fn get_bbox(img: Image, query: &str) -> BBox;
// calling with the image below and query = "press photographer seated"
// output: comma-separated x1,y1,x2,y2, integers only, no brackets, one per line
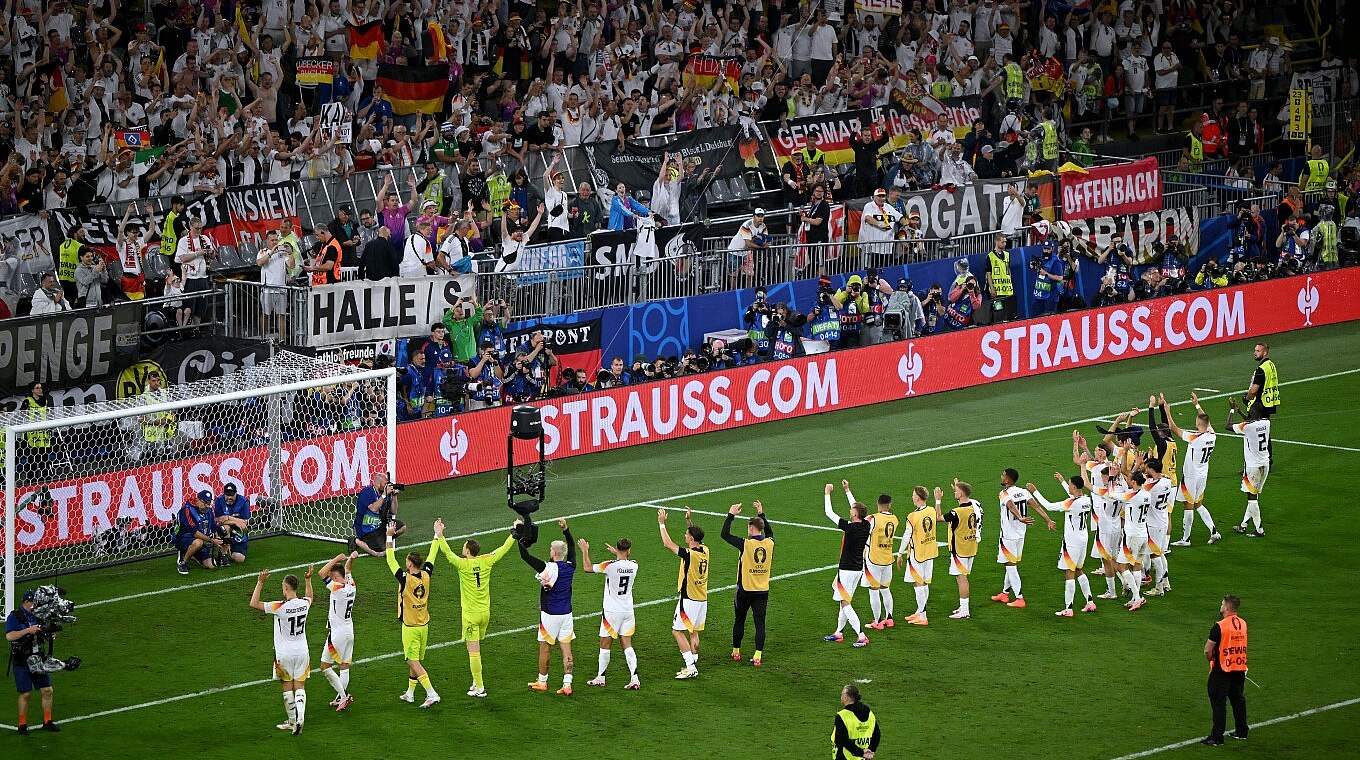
351,473,406,558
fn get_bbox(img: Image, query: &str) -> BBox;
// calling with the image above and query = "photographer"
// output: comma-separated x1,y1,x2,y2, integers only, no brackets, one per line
1030,242,1069,316
807,279,843,348
831,275,870,350
1094,234,1137,302
6,590,58,734
940,275,984,332
351,473,405,557
919,284,946,335
174,491,225,575
763,304,808,361
502,349,543,403
213,483,251,565
1275,214,1311,275
1193,259,1231,291
399,351,432,422
744,287,774,357
465,341,505,410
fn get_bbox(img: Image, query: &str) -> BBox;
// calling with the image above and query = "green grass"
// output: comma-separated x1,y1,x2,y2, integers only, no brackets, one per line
13,322,1360,759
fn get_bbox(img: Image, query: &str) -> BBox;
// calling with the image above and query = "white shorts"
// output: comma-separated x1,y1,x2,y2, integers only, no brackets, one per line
1241,465,1270,495
537,612,575,644
1147,526,1171,557
831,569,862,602
600,609,636,639
1091,524,1122,562
274,650,310,682
905,555,934,585
1121,534,1149,567
1059,535,1089,570
321,630,354,666
949,554,974,576
1178,472,1207,503
672,599,707,632
996,536,1024,564
863,561,893,589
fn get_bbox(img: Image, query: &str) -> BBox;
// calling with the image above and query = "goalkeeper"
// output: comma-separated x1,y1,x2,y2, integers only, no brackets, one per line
431,518,517,698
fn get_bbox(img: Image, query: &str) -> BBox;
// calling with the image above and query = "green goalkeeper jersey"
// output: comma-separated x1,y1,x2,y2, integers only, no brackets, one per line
434,534,516,614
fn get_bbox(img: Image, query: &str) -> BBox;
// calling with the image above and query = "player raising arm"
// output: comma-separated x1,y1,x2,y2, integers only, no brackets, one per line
895,486,943,626
578,534,641,688
1140,459,1177,596
1027,474,1096,616
318,551,358,711
659,508,710,679
1162,392,1222,546
386,524,440,708
845,480,898,630
1074,431,1125,599
432,518,517,698
720,501,774,666
993,468,1055,609
519,518,577,695
1227,397,1271,537
822,482,871,647
250,565,314,735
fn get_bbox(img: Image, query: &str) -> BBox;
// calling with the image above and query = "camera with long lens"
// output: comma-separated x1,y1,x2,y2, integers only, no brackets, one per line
12,586,81,675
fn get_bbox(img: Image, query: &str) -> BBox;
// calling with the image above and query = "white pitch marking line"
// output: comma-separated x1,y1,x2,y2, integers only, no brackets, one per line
28,561,842,728
644,504,842,533
1219,433,1360,454
75,366,1360,610
1193,387,1221,393
1108,696,1360,760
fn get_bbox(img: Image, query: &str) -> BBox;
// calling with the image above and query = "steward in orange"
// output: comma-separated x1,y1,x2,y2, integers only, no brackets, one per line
1201,594,1249,745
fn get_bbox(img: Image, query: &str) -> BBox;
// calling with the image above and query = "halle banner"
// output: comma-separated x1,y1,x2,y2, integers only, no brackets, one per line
766,98,983,166
307,273,477,346
590,125,756,195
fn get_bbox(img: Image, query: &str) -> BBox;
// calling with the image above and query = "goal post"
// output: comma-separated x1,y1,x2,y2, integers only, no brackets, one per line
2,352,396,614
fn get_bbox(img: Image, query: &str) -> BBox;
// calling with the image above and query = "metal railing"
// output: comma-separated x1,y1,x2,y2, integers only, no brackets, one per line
223,281,311,346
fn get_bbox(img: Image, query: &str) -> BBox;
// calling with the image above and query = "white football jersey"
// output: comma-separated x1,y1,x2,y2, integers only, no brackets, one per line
265,597,311,656
595,558,638,614
1119,486,1151,539
1084,459,1121,520
998,485,1032,541
1179,430,1217,478
1058,494,1092,544
327,576,356,634
1143,477,1175,531
1234,420,1271,468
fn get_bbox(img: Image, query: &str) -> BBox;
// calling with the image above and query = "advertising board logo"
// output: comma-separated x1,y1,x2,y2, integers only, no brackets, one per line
439,417,469,475
1297,277,1320,325
896,342,923,395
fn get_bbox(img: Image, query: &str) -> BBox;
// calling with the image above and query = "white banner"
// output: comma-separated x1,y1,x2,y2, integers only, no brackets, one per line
0,214,55,277
306,274,476,346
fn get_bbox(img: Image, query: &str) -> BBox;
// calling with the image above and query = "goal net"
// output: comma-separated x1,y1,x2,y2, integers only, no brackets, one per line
2,351,395,613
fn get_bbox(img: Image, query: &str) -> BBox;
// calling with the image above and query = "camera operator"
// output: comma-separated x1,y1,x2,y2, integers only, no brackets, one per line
883,279,925,341
1095,234,1137,302
807,278,843,348
175,491,225,575
1154,236,1190,294
465,340,505,410
1030,241,1069,316
919,283,946,335
213,483,251,565
502,349,543,403
763,303,808,361
859,268,895,346
1193,259,1230,290
1093,272,1124,306
1274,214,1310,276
744,286,774,357
351,473,406,557
6,590,59,734
939,274,984,332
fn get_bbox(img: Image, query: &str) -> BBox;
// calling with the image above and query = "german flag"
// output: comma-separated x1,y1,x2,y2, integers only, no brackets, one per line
682,55,741,94
45,64,68,113
348,20,385,60
295,57,337,87
377,64,448,115
425,21,449,64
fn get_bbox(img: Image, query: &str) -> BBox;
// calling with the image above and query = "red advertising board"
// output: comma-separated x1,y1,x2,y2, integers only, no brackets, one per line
396,270,1358,483
13,270,1357,554
1060,156,1163,220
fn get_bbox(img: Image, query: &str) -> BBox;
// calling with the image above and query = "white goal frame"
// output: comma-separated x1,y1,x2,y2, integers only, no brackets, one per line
3,365,397,614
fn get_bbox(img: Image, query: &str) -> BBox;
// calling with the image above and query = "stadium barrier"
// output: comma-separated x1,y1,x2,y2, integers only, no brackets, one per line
384,268,1360,486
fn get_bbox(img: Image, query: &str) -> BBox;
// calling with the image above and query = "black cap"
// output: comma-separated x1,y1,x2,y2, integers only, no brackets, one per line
171,195,186,206
223,483,238,496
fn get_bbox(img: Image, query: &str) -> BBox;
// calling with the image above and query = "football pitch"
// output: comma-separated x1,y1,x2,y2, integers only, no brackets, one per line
11,322,1360,759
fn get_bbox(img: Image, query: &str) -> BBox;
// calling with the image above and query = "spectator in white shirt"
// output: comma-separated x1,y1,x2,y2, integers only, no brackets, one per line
1038,16,1059,59
1153,42,1182,133
255,229,295,340
29,272,71,315
1122,44,1151,139
174,217,214,323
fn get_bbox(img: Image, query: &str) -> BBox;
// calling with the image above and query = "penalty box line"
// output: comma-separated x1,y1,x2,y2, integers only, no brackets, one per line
13,559,842,730
76,366,1360,611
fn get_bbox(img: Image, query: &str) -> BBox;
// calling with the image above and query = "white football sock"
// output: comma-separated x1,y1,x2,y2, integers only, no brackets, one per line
844,605,863,636
323,667,345,697
1248,500,1262,531
1105,574,1116,594
868,589,882,622
1008,566,1023,598
959,597,970,614
1063,579,1075,609
293,689,306,725
624,647,638,678
914,585,928,615
1197,506,1218,533
681,651,696,668
563,673,573,686
1076,574,1093,601
339,669,350,692
1122,571,1142,601
1152,556,1167,584
835,606,847,634
1181,510,1195,541
881,587,894,618
283,692,296,723
597,648,610,678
